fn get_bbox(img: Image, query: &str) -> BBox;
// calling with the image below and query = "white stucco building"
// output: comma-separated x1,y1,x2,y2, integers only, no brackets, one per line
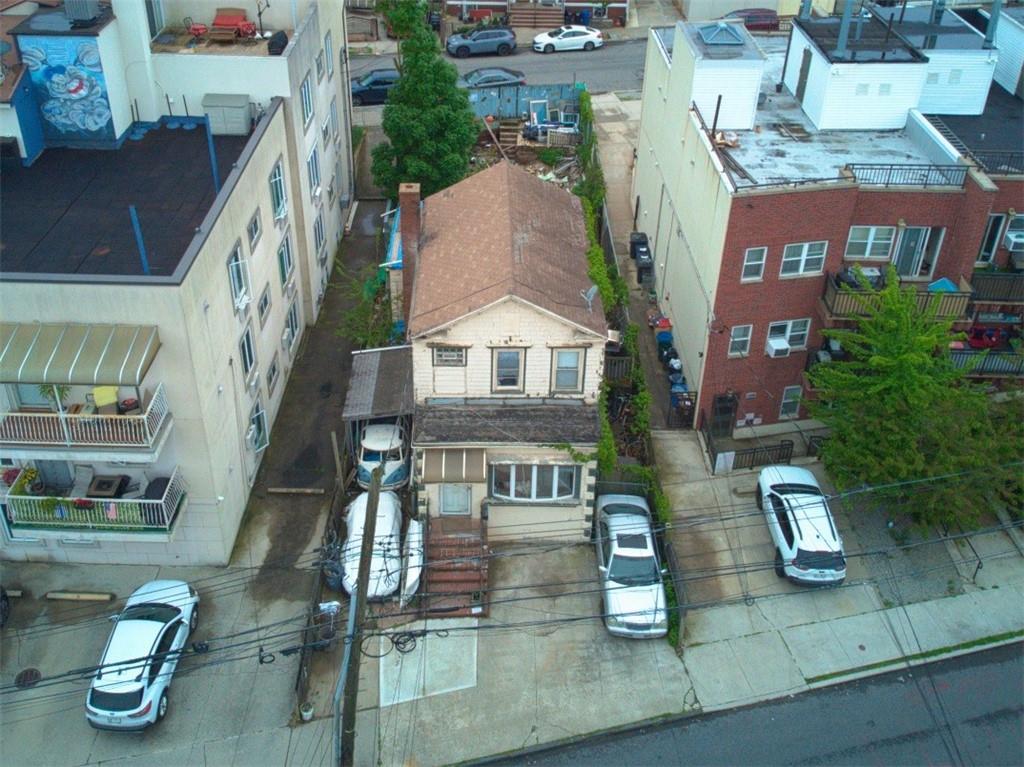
0,0,354,565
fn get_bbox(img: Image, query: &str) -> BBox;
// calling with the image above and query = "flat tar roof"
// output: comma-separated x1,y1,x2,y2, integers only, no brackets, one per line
869,2,987,51
1,125,247,278
723,37,934,187
795,15,925,63
930,85,1024,172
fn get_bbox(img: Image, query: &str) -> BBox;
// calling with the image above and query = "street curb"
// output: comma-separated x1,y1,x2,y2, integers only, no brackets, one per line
461,633,1024,766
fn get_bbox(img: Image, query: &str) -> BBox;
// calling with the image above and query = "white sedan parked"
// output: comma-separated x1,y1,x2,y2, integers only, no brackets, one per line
86,580,198,730
533,25,604,53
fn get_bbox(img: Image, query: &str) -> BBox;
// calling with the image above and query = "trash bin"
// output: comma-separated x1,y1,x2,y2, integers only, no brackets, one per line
580,9,591,25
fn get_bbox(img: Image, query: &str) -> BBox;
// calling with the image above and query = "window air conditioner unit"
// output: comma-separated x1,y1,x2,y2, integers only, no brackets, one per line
281,327,293,350
248,372,260,393
234,291,251,311
285,278,297,299
765,337,792,358
1004,231,1024,253
245,424,258,450
312,186,322,200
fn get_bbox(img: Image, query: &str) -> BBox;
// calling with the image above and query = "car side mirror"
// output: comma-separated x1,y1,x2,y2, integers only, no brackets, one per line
108,614,119,622
597,565,608,575
661,568,668,576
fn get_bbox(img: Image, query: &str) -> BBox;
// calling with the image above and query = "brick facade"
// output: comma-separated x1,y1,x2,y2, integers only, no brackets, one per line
698,173,1014,427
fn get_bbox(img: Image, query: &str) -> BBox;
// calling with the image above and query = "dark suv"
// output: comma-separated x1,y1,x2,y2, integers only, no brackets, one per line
350,69,399,106
446,27,517,58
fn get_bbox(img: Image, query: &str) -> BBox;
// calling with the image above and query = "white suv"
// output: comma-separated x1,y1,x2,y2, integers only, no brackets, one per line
757,466,846,586
86,580,198,730
595,494,668,638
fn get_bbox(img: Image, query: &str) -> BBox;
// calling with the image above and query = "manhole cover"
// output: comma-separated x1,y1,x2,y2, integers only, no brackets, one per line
15,668,41,688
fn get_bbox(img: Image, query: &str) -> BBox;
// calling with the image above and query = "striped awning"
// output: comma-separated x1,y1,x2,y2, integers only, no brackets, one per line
0,323,161,385
422,448,487,483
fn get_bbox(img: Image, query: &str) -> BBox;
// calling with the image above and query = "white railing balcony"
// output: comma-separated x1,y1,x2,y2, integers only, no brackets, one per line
0,383,171,450
4,467,187,533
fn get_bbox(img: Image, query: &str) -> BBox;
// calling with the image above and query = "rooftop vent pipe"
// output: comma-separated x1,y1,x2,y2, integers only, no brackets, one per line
834,0,856,60
984,0,1003,48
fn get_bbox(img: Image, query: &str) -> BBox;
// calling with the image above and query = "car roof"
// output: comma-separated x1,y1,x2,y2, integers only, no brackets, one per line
366,68,399,77
362,423,403,450
759,465,821,493
471,67,517,76
606,513,656,556
783,494,841,550
96,620,164,692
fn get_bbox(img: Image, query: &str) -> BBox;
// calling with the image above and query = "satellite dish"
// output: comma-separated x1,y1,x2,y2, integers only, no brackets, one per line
580,284,598,312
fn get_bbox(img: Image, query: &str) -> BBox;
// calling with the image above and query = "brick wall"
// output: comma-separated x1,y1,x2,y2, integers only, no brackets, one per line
989,178,1024,270
698,178,999,426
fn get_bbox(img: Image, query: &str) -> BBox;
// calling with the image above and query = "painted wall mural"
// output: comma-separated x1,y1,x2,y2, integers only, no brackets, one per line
18,35,113,142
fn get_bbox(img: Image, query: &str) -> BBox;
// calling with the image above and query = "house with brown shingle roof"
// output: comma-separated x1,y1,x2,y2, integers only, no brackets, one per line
395,161,609,607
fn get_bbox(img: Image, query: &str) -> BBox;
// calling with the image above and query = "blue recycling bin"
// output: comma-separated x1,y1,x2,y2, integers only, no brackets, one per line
580,9,591,25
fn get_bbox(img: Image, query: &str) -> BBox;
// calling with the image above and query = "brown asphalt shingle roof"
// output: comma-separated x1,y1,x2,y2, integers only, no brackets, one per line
408,161,607,338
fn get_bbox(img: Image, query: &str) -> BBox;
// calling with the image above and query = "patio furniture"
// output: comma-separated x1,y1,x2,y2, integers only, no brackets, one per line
69,465,93,498
91,386,119,416
184,16,208,42
209,8,257,42
87,474,130,499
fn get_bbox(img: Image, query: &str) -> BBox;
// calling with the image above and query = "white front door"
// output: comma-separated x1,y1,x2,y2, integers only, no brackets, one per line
439,484,471,516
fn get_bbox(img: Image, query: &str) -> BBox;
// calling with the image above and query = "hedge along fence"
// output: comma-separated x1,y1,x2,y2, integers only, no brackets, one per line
569,92,682,650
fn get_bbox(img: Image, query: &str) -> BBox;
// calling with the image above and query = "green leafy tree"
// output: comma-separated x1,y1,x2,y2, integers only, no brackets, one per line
807,266,1021,529
378,0,425,54
371,17,477,198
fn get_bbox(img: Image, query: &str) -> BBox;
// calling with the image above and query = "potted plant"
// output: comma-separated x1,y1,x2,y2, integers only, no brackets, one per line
37,384,71,411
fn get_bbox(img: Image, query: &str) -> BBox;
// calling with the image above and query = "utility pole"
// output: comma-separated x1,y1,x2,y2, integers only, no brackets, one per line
336,465,382,767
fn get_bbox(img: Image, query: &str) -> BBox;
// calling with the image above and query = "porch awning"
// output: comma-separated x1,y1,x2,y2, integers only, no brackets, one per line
0,323,161,385
342,345,414,421
422,448,487,483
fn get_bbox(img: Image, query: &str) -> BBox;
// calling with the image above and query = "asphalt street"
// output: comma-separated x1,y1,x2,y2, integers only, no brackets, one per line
483,643,1024,767
349,38,646,96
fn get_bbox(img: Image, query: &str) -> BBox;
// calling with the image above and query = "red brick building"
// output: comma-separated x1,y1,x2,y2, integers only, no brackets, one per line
634,13,1023,441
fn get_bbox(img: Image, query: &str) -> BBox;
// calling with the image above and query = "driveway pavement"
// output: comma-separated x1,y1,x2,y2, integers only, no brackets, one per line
352,545,694,766
0,562,305,766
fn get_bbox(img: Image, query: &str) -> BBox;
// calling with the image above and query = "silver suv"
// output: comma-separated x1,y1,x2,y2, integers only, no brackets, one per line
85,580,198,730
446,27,517,58
757,466,846,586
595,494,668,638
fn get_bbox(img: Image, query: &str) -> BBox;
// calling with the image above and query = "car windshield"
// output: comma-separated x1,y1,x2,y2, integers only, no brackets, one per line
90,687,144,712
770,483,822,497
120,604,179,624
608,554,659,586
361,447,402,462
795,549,846,571
548,27,564,36
465,71,486,85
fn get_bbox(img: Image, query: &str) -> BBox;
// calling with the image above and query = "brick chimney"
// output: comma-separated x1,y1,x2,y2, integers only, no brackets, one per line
399,182,421,326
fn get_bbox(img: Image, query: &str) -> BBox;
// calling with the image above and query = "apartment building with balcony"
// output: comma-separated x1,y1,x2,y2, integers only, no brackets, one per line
0,0,354,565
632,2,1023,439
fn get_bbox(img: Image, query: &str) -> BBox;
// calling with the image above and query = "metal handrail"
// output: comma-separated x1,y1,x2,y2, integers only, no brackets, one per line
845,163,967,188
0,383,171,448
5,466,187,531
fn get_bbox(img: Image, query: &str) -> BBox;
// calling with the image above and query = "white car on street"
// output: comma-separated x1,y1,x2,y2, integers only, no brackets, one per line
342,490,403,599
86,580,198,730
595,494,668,638
533,25,604,53
757,466,846,586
